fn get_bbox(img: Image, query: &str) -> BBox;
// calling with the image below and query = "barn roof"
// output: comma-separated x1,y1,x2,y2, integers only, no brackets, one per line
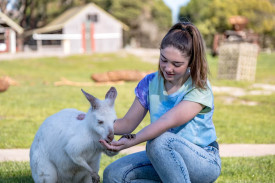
26,3,129,36
0,11,24,34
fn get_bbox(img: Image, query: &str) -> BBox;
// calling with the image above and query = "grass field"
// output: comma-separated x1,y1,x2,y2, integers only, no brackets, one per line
0,155,274,183
0,51,274,182
0,51,274,148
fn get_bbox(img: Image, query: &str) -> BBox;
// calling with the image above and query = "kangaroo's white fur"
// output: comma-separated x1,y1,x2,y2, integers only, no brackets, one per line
30,87,118,183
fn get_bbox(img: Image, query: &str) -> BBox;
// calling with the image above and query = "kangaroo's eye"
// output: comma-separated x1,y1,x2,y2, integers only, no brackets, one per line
98,120,104,125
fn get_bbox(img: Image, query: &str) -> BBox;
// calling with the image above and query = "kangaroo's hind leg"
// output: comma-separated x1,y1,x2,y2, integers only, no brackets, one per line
31,157,58,183
73,170,95,183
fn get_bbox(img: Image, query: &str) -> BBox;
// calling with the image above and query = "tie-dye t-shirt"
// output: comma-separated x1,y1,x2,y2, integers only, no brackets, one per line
135,72,217,147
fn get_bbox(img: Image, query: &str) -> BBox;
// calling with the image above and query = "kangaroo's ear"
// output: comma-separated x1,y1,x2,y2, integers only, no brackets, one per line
105,87,117,106
81,89,99,110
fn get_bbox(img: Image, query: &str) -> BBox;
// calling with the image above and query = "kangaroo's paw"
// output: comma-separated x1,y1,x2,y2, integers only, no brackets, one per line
91,172,100,183
120,134,136,140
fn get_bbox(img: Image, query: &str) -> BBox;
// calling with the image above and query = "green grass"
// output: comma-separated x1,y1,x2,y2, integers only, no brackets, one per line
0,51,274,182
0,53,155,148
217,156,275,183
0,155,274,183
0,154,124,183
0,52,274,148
214,93,275,143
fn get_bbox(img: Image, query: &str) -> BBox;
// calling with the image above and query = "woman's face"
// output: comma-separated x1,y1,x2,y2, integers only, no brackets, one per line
159,46,190,84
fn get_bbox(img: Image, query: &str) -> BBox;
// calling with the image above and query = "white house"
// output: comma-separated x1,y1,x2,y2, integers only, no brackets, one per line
24,3,128,54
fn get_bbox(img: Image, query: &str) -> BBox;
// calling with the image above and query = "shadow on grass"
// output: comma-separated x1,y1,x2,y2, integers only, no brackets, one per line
0,176,34,183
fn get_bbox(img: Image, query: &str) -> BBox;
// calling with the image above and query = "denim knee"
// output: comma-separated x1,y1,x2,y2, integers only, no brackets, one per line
104,151,156,183
103,163,122,183
146,132,172,159
103,164,112,182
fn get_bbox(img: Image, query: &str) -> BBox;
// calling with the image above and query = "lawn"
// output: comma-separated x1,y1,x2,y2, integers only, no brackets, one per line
0,51,274,148
0,155,274,183
0,53,155,148
0,51,274,182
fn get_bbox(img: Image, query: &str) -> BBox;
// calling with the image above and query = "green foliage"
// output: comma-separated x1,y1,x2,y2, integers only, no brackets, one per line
108,0,144,27
105,0,171,29
105,0,171,46
180,0,275,48
91,0,112,10
151,0,172,31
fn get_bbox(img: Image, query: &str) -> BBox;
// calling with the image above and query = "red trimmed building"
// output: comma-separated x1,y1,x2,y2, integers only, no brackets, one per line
0,11,24,53
25,3,128,54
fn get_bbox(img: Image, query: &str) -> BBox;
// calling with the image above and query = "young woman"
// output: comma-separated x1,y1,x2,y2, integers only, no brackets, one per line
100,22,221,183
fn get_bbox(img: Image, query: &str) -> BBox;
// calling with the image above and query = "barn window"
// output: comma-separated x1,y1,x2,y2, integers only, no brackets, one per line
87,14,98,22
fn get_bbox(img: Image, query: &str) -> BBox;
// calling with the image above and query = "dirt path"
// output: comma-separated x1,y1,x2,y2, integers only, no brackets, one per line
0,144,275,162
121,144,275,157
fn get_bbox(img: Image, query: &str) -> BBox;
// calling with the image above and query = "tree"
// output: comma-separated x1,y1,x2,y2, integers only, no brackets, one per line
0,0,9,13
180,0,275,48
107,0,171,47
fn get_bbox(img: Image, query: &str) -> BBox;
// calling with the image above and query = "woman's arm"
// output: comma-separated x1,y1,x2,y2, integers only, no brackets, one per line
100,100,203,151
114,97,148,135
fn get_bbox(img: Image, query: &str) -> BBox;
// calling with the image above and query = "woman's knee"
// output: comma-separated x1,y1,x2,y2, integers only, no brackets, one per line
103,151,150,183
103,162,123,183
103,164,113,182
146,132,194,160
146,132,174,158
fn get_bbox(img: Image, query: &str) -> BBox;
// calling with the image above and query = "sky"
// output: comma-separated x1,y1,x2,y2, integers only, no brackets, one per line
162,0,191,24
6,0,17,11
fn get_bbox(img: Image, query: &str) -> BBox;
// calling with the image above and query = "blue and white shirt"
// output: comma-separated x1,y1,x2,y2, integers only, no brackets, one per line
135,72,217,147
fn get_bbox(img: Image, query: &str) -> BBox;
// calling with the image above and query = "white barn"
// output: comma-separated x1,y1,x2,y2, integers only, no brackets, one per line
25,3,128,54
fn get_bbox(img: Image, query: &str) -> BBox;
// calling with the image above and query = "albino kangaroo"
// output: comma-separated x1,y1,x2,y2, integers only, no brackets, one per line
30,87,118,183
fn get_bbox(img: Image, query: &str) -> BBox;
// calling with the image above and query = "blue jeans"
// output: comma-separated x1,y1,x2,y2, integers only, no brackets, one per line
103,132,221,183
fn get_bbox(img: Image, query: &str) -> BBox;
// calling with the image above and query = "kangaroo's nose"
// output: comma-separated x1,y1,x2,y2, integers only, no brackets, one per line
107,129,114,142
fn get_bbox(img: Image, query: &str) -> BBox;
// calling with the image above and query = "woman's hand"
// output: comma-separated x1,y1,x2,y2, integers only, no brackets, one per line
99,135,136,152
99,138,130,152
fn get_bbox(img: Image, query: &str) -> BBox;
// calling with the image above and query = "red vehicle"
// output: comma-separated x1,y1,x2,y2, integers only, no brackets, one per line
212,16,258,56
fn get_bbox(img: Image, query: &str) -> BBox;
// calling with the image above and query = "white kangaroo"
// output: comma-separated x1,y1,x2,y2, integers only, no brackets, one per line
30,87,118,183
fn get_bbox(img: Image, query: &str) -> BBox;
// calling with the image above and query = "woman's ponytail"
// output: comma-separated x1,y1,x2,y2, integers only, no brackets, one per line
187,23,209,89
